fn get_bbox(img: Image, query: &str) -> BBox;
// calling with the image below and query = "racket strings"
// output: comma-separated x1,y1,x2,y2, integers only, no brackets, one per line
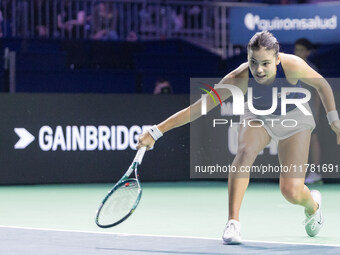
98,181,140,225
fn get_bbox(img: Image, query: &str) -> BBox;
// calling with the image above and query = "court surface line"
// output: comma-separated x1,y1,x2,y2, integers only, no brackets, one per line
0,224,339,247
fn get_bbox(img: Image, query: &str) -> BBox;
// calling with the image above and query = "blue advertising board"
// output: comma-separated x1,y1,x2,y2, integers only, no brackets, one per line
230,4,340,44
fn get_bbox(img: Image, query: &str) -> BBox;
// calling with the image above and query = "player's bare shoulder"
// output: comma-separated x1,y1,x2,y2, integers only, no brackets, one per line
227,62,249,79
279,53,305,77
218,62,248,94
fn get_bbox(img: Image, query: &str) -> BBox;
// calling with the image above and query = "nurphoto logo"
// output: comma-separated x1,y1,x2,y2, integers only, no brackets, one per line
200,84,311,116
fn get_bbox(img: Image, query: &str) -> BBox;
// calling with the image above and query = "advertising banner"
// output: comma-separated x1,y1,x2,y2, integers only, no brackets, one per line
1,90,338,183
230,4,340,44
0,94,190,184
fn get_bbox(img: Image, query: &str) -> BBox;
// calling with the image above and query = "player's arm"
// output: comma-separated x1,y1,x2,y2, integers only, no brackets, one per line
282,54,340,144
137,64,249,149
157,63,248,133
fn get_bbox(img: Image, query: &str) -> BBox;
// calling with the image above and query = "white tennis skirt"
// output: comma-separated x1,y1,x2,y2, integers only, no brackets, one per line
239,103,316,143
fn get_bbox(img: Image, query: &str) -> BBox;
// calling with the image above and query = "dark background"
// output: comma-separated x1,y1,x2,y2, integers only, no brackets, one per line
0,92,338,184
0,94,190,184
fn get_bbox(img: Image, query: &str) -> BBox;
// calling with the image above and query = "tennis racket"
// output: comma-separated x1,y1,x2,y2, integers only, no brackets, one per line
95,147,147,228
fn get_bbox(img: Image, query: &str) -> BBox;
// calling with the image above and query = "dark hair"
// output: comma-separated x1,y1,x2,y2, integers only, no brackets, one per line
156,77,169,84
294,38,314,50
248,31,279,56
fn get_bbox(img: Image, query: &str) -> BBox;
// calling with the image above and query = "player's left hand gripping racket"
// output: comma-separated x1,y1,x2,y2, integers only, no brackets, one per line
95,147,147,228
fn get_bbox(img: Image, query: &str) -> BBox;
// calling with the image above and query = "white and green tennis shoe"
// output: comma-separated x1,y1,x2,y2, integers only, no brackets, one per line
304,190,324,237
222,219,242,245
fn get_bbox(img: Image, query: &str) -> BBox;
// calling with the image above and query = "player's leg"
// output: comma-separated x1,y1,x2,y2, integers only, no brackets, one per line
305,133,322,184
310,133,321,167
223,122,271,244
278,130,316,212
305,94,322,184
278,130,323,237
228,122,271,220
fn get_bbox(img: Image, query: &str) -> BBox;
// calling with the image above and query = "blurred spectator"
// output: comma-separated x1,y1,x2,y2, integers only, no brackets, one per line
294,38,318,70
186,5,201,29
153,78,173,95
33,0,55,38
0,1,9,37
172,8,184,32
126,31,138,42
57,0,86,38
294,38,322,184
16,0,29,37
139,4,156,32
91,1,118,40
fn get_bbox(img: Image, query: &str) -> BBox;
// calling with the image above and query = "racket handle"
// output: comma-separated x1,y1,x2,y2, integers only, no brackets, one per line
134,147,147,164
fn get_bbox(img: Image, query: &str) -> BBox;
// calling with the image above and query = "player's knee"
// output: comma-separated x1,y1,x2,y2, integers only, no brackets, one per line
280,182,303,204
236,145,258,162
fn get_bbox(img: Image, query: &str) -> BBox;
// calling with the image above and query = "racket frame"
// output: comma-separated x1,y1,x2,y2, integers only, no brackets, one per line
95,148,146,228
95,147,146,228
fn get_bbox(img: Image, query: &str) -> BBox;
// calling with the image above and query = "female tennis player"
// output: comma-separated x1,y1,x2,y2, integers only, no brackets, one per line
137,31,340,244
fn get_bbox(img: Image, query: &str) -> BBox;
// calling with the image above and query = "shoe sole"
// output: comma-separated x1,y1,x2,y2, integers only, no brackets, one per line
222,238,242,245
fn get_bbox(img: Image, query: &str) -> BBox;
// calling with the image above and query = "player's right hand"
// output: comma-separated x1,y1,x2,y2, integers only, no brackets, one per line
137,132,155,150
